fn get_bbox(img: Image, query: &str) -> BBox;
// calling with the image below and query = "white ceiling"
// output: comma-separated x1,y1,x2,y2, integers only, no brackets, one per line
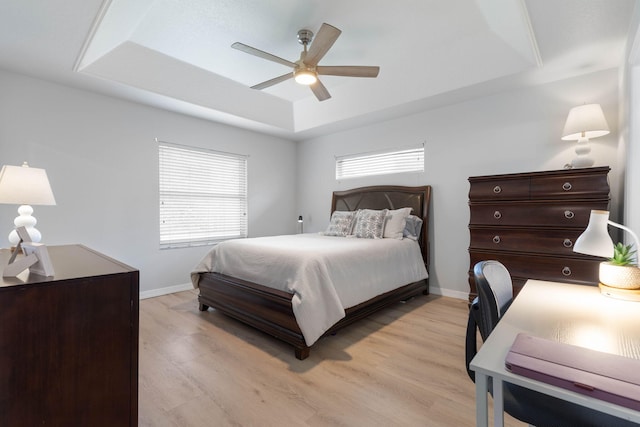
0,0,636,140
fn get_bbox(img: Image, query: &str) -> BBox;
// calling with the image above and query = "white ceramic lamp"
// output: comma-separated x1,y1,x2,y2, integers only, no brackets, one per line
0,162,56,245
561,104,610,168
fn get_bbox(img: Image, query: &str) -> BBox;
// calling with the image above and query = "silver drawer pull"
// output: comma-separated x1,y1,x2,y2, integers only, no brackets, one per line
494,211,502,219
493,185,502,194
493,236,501,244
564,210,575,219
563,182,572,191
563,238,573,248
562,267,572,276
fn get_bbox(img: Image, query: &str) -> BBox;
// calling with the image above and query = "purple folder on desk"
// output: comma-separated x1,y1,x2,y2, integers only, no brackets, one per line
505,333,640,411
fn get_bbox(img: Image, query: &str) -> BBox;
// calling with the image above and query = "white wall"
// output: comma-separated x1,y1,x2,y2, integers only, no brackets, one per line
0,66,627,300
297,69,623,299
628,66,640,239
624,5,640,243
0,70,297,294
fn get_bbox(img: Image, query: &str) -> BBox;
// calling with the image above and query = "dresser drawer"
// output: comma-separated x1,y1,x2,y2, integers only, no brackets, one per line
468,178,530,201
469,250,600,285
469,227,586,256
530,173,610,199
469,200,609,227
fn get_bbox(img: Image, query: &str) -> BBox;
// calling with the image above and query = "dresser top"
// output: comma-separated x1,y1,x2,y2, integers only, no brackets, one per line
469,166,610,182
0,244,137,288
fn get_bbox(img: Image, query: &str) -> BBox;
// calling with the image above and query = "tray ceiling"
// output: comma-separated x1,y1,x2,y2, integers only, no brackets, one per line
0,0,636,139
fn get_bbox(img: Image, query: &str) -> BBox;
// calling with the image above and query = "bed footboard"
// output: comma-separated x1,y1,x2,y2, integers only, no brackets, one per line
198,272,310,359
198,272,428,360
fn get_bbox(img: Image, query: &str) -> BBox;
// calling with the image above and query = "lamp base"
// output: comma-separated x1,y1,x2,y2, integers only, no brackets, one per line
598,283,640,301
8,205,42,245
570,137,595,168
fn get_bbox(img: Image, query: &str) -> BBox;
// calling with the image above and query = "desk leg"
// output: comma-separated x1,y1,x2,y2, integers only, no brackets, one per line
475,372,489,427
492,378,504,427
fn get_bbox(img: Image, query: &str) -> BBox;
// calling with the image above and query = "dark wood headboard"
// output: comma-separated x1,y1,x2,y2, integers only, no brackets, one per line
331,185,432,271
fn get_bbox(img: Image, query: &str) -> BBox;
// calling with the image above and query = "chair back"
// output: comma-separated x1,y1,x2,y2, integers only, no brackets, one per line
473,260,513,340
465,260,513,381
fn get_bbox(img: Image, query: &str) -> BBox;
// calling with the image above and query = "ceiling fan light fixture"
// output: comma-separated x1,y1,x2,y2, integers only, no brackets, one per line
294,69,317,85
232,23,378,101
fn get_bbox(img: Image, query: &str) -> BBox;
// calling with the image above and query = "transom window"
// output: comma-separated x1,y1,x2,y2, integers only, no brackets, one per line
335,146,425,180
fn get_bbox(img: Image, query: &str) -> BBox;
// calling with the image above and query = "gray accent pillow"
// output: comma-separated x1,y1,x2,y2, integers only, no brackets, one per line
403,215,423,241
353,209,389,239
323,211,356,236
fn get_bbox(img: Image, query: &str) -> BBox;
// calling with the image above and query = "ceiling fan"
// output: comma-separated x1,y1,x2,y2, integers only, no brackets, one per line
231,23,380,101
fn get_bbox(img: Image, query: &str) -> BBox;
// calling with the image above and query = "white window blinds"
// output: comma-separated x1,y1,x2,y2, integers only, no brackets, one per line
158,142,247,249
335,146,424,180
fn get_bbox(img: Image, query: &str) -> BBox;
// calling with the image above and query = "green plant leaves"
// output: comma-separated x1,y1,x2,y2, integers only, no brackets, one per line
610,242,637,266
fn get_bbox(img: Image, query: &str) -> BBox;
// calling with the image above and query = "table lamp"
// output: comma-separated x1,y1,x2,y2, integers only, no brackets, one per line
574,210,640,300
561,103,610,168
0,162,56,245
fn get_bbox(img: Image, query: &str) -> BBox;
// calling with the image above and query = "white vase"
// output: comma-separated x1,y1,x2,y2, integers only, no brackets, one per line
599,262,640,289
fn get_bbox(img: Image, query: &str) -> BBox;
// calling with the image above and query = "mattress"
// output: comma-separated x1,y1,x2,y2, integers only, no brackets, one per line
191,233,428,346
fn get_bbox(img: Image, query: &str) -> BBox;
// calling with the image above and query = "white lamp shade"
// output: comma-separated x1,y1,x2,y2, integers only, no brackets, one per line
0,163,56,205
573,210,614,258
561,104,610,141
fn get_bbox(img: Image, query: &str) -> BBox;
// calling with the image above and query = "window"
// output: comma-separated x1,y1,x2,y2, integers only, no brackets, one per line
158,141,247,249
335,146,424,180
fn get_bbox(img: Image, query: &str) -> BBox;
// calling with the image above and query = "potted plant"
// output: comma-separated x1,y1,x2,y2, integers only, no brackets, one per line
599,243,640,289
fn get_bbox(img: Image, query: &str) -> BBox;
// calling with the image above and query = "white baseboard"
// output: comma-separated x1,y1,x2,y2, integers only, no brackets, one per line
429,286,468,300
140,282,193,300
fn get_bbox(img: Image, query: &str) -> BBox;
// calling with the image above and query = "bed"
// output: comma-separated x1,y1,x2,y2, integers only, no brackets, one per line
191,185,432,360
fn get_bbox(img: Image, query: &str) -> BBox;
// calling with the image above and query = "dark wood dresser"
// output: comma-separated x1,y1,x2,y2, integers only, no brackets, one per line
0,244,139,426
467,167,610,302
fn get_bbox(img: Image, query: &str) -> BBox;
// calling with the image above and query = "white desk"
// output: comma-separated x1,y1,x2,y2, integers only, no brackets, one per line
470,279,640,427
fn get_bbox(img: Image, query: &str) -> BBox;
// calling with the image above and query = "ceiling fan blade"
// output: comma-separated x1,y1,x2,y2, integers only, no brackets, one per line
317,66,380,78
231,42,297,68
305,23,341,66
251,73,293,90
310,79,331,101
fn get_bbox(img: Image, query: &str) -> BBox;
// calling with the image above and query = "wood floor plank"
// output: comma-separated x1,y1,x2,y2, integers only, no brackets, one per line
139,290,525,426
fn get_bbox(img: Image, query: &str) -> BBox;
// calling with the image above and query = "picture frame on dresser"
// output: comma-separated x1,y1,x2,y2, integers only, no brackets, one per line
21,242,55,276
2,227,54,277
467,166,610,302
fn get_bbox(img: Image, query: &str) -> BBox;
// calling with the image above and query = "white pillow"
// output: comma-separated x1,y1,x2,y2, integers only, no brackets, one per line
383,207,413,239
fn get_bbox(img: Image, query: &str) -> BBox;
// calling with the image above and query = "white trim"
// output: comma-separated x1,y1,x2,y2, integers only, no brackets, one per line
73,0,114,72
518,0,543,68
429,286,469,300
140,282,193,300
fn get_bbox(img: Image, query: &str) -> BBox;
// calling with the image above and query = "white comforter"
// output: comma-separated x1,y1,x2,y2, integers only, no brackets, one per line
190,234,428,346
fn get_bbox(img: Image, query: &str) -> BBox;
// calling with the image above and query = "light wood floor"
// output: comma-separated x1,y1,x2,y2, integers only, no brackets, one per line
138,290,525,426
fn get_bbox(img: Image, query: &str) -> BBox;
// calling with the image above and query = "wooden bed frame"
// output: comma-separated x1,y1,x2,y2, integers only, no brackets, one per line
197,185,432,360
